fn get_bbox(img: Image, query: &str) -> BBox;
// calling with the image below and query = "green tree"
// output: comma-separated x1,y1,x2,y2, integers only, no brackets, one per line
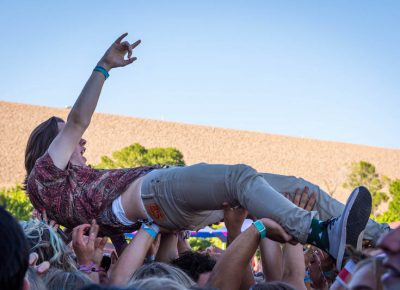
376,179,400,223
95,143,185,169
188,237,213,251
343,161,389,215
0,184,33,221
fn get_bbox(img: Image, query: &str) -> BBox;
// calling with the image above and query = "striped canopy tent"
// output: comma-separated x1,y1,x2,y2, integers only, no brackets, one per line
125,219,254,242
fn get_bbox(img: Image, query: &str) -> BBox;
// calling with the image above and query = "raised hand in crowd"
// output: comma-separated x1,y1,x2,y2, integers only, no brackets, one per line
110,223,160,285
283,186,317,211
177,230,192,255
29,252,50,276
97,33,141,71
32,209,59,230
223,203,248,245
72,219,105,283
223,203,254,290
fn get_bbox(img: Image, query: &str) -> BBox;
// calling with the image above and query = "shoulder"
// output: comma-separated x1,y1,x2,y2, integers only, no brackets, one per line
29,152,69,181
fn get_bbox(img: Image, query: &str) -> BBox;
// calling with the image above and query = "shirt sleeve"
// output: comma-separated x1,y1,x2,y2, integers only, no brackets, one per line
34,152,70,180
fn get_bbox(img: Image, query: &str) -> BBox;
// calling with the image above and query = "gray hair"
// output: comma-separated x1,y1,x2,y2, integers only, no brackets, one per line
128,262,195,288
42,268,92,290
129,277,189,290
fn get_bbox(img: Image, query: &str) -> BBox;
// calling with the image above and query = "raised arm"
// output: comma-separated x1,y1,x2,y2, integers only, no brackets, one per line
208,218,292,290
48,33,140,169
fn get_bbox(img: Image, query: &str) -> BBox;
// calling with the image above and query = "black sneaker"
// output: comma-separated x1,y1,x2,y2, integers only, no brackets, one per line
326,186,372,270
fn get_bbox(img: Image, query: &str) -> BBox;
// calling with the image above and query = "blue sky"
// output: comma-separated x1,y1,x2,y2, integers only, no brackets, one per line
0,1,399,148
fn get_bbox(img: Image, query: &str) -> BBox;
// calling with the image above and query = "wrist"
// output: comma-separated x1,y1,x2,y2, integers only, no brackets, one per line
77,257,93,267
78,261,96,273
252,220,267,240
141,223,160,239
97,60,112,72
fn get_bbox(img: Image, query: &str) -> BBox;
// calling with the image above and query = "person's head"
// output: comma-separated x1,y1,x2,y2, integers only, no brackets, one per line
250,281,296,290
25,117,88,178
129,277,188,290
378,226,400,290
129,262,195,288
21,219,77,271
25,116,64,177
0,207,30,290
348,256,385,290
171,252,216,287
42,268,91,290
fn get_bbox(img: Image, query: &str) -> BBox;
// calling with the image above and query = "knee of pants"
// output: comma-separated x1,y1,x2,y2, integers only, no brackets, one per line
228,164,259,194
230,164,258,179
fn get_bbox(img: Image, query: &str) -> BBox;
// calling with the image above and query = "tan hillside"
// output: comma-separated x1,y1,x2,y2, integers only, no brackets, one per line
1,101,399,202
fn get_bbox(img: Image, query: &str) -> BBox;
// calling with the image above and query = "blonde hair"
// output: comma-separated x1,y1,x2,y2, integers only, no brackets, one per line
42,268,92,290
129,277,189,290
20,219,77,271
352,256,385,290
128,262,195,288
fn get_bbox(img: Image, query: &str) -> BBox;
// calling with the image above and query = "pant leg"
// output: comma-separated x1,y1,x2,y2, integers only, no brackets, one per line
142,163,315,242
260,172,390,245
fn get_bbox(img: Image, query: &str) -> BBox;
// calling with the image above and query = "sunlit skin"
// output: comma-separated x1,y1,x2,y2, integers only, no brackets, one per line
378,227,400,290
57,122,87,167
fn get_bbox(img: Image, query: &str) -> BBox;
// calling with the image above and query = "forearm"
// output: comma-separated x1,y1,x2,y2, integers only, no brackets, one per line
209,226,259,290
282,244,307,290
67,64,107,128
177,237,192,256
260,238,283,281
227,227,255,290
110,229,153,285
156,234,178,262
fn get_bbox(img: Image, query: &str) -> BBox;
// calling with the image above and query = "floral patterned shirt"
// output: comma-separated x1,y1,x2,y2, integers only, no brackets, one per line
26,152,159,236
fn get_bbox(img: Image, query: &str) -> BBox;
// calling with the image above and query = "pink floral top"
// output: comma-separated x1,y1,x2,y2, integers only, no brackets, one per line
26,152,159,236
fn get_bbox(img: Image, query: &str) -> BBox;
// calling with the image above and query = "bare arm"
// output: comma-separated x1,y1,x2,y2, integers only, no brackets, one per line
48,33,140,170
208,218,292,290
177,231,192,256
155,233,179,263
224,205,255,290
282,244,307,290
110,228,155,285
260,238,283,281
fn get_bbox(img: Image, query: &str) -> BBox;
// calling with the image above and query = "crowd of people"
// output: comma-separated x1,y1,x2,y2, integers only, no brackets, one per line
0,188,399,290
1,33,398,290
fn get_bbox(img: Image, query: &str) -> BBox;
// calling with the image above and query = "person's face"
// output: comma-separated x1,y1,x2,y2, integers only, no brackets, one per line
348,262,377,290
378,227,400,290
57,122,87,166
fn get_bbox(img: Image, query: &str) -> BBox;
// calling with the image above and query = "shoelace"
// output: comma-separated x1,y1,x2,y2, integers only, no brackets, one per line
323,217,339,230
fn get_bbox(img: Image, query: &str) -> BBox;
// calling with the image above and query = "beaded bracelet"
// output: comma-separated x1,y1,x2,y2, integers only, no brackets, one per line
78,261,97,273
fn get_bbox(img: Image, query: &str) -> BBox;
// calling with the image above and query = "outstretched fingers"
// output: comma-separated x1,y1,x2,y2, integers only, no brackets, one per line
115,32,128,44
130,39,141,50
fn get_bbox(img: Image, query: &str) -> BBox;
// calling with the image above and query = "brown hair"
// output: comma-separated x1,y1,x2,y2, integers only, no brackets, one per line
352,256,385,290
24,116,64,180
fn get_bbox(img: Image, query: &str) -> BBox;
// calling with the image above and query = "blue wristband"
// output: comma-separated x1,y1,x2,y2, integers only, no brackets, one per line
94,65,109,79
252,220,267,239
141,223,159,239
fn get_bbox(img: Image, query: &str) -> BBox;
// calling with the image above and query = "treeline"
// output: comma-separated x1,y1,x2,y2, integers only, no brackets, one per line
1,143,399,224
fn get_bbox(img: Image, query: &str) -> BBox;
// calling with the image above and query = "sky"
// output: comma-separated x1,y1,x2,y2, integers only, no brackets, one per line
0,1,399,149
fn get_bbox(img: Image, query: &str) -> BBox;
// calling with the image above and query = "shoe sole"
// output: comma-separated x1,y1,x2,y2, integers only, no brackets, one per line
336,186,372,270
